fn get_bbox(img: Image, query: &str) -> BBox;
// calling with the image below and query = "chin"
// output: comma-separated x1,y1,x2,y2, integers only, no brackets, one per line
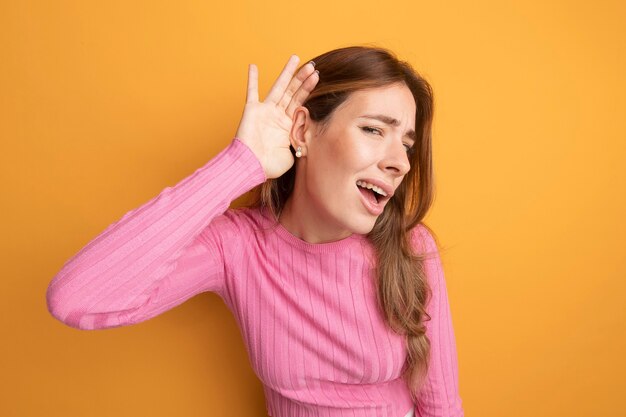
349,215,378,235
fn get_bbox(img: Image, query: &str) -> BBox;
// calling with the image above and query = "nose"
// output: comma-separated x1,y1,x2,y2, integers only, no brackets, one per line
378,139,411,177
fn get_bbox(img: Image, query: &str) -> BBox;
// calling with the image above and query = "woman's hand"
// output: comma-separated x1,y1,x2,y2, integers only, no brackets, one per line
234,54,319,179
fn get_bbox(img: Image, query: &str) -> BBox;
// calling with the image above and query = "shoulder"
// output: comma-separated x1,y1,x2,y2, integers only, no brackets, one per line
409,223,440,258
409,223,445,291
225,206,271,231
199,206,267,244
207,206,267,234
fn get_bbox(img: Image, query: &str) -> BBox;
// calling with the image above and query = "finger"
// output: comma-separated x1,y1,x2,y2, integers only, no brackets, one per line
246,64,259,103
276,61,316,111
265,55,300,104
285,70,319,119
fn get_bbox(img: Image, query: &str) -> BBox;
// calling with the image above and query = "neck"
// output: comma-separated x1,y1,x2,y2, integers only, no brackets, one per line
279,189,353,244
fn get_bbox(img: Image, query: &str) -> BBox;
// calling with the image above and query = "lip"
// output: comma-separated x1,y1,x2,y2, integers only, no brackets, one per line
357,185,384,216
356,178,394,199
355,179,394,216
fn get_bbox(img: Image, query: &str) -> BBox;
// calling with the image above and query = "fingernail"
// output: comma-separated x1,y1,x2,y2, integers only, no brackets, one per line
309,60,316,68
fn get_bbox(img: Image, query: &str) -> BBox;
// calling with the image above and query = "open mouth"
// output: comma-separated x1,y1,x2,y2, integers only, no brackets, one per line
356,181,389,205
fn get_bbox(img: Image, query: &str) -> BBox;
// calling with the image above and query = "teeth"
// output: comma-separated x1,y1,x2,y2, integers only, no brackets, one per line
356,180,388,197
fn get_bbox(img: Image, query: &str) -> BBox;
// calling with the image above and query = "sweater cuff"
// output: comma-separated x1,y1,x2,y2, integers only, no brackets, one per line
231,137,267,185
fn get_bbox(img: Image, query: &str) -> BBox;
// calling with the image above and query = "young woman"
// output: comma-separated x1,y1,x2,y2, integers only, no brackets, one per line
46,46,464,417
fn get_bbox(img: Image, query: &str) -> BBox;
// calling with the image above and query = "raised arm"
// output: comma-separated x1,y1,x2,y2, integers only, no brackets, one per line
46,54,320,331
46,139,266,330
413,225,464,417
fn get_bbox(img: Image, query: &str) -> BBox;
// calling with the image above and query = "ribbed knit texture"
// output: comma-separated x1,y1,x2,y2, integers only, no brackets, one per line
46,138,464,417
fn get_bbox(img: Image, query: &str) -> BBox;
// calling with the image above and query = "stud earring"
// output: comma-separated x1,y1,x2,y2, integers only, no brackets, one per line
295,146,302,158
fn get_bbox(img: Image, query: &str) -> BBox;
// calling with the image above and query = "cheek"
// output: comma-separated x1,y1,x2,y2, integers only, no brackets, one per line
307,134,378,199
333,133,377,169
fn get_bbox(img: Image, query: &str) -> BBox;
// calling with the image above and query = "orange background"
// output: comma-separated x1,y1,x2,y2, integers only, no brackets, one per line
1,1,625,416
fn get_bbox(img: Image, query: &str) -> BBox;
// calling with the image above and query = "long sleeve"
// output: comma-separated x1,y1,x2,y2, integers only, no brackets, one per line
413,225,464,417
46,138,266,330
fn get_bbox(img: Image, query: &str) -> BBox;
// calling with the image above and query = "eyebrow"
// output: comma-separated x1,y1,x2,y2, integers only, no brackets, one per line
359,114,417,141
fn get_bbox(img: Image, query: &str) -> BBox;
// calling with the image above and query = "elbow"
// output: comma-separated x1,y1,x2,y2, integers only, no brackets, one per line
45,280,110,331
46,279,137,331
46,283,87,330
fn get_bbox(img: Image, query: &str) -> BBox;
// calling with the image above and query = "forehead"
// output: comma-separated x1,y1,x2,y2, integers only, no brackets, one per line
340,84,417,122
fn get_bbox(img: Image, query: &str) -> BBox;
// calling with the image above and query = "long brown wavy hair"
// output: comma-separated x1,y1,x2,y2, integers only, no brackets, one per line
242,45,440,401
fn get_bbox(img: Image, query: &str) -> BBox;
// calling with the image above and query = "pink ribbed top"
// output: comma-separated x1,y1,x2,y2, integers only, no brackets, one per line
46,138,464,417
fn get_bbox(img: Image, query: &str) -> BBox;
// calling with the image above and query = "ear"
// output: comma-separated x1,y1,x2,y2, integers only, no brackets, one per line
289,106,316,157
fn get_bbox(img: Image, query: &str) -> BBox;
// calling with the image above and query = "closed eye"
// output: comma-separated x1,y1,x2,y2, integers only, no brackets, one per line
361,126,382,135
361,126,413,153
